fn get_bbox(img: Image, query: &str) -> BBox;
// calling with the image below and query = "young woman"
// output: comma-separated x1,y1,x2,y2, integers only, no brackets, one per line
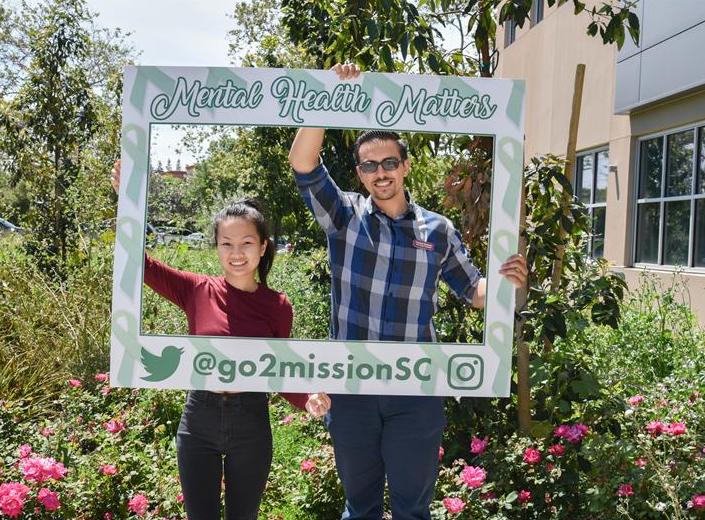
111,162,330,520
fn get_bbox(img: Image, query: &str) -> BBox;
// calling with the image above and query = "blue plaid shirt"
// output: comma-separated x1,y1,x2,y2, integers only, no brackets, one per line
295,162,482,342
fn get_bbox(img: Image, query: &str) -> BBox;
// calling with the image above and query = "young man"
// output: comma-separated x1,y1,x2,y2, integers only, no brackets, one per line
289,64,527,520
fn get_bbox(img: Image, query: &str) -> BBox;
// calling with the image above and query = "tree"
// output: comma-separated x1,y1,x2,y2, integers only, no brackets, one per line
282,0,638,74
0,0,132,275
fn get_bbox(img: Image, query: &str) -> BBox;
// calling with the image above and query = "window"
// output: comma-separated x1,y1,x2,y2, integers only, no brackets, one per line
504,20,517,47
575,149,609,258
531,0,545,25
635,125,705,268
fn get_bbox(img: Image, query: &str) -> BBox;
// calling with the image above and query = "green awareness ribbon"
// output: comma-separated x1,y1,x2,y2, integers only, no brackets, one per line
113,310,142,385
492,230,518,311
116,216,143,301
497,136,523,219
488,322,512,396
129,66,176,115
120,124,147,206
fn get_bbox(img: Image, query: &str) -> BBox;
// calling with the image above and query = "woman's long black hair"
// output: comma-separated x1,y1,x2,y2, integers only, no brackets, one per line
212,199,275,286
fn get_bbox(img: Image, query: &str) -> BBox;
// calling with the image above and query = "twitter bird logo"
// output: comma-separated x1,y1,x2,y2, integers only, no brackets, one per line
140,346,184,382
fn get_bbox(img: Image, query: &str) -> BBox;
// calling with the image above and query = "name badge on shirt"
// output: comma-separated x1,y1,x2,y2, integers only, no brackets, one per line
412,239,434,252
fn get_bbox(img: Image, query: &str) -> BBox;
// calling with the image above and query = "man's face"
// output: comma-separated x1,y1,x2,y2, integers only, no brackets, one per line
355,139,409,204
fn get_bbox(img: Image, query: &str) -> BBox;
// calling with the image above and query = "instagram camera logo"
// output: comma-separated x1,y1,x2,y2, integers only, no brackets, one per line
447,354,484,390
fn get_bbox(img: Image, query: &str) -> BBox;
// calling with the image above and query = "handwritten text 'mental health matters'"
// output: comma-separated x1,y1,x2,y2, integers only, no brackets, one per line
148,75,498,126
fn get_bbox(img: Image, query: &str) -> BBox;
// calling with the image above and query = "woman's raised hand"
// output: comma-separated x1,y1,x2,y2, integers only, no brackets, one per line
110,159,121,194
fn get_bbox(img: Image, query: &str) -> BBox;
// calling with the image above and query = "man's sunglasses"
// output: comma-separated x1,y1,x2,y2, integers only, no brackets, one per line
357,157,402,174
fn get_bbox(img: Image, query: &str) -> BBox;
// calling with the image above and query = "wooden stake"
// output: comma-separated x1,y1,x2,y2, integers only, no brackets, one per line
516,172,531,434
545,63,585,352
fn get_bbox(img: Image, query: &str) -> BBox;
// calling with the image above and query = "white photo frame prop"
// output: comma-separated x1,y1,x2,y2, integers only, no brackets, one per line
111,66,525,397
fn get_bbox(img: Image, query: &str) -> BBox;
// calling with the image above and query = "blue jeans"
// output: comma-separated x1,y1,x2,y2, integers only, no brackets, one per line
176,391,272,520
326,394,445,520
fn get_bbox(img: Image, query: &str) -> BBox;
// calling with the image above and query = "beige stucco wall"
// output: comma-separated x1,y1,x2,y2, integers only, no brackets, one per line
495,2,705,326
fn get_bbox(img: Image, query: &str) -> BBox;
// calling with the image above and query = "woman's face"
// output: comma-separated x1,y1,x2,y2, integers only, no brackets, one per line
215,217,266,284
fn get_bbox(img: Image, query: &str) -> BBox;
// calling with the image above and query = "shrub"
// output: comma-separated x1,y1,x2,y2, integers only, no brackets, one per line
0,236,113,406
0,376,184,519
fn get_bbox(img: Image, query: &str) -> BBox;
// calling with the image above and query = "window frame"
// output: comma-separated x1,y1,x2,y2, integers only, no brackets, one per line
531,0,545,26
504,19,517,47
633,121,705,271
575,147,609,259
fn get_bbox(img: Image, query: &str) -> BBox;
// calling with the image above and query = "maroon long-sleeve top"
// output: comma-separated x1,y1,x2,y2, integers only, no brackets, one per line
143,255,307,409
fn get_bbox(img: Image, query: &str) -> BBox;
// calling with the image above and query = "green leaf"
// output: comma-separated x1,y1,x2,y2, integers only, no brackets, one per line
530,420,555,439
505,491,518,503
427,52,439,72
365,19,378,41
413,35,427,53
400,32,409,60
379,44,394,71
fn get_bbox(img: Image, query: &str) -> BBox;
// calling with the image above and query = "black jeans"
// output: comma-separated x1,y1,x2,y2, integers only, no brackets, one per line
176,391,272,520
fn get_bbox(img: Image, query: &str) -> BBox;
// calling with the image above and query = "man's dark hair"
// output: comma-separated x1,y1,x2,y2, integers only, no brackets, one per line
352,130,408,164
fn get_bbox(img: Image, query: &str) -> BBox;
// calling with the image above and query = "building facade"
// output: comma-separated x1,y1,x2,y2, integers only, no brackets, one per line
497,0,705,325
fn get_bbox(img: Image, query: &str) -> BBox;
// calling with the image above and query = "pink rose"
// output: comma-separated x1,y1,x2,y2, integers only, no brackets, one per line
20,457,67,483
19,458,43,481
554,423,589,444
40,427,54,437
0,482,30,518
616,483,634,497
38,488,61,511
553,425,569,437
104,513,114,520
548,444,564,457
442,497,465,514
523,447,541,465
634,458,647,468
95,373,109,382
628,395,645,406
100,464,118,476
690,495,705,510
68,379,82,388
666,422,687,435
18,445,32,459
104,420,125,434
646,420,667,436
101,386,111,396
438,446,445,462
176,493,184,504
518,489,532,504
564,424,589,444
300,459,316,473
546,463,555,472
127,494,149,516
460,465,486,488
470,436,488,455
279,414,294,425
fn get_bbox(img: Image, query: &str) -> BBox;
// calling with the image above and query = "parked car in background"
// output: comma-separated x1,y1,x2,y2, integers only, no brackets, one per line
152,226,207,247
0,217,23,235
183,232,207,248
154,227,193,246
276,239,293,253
145,223,164,248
